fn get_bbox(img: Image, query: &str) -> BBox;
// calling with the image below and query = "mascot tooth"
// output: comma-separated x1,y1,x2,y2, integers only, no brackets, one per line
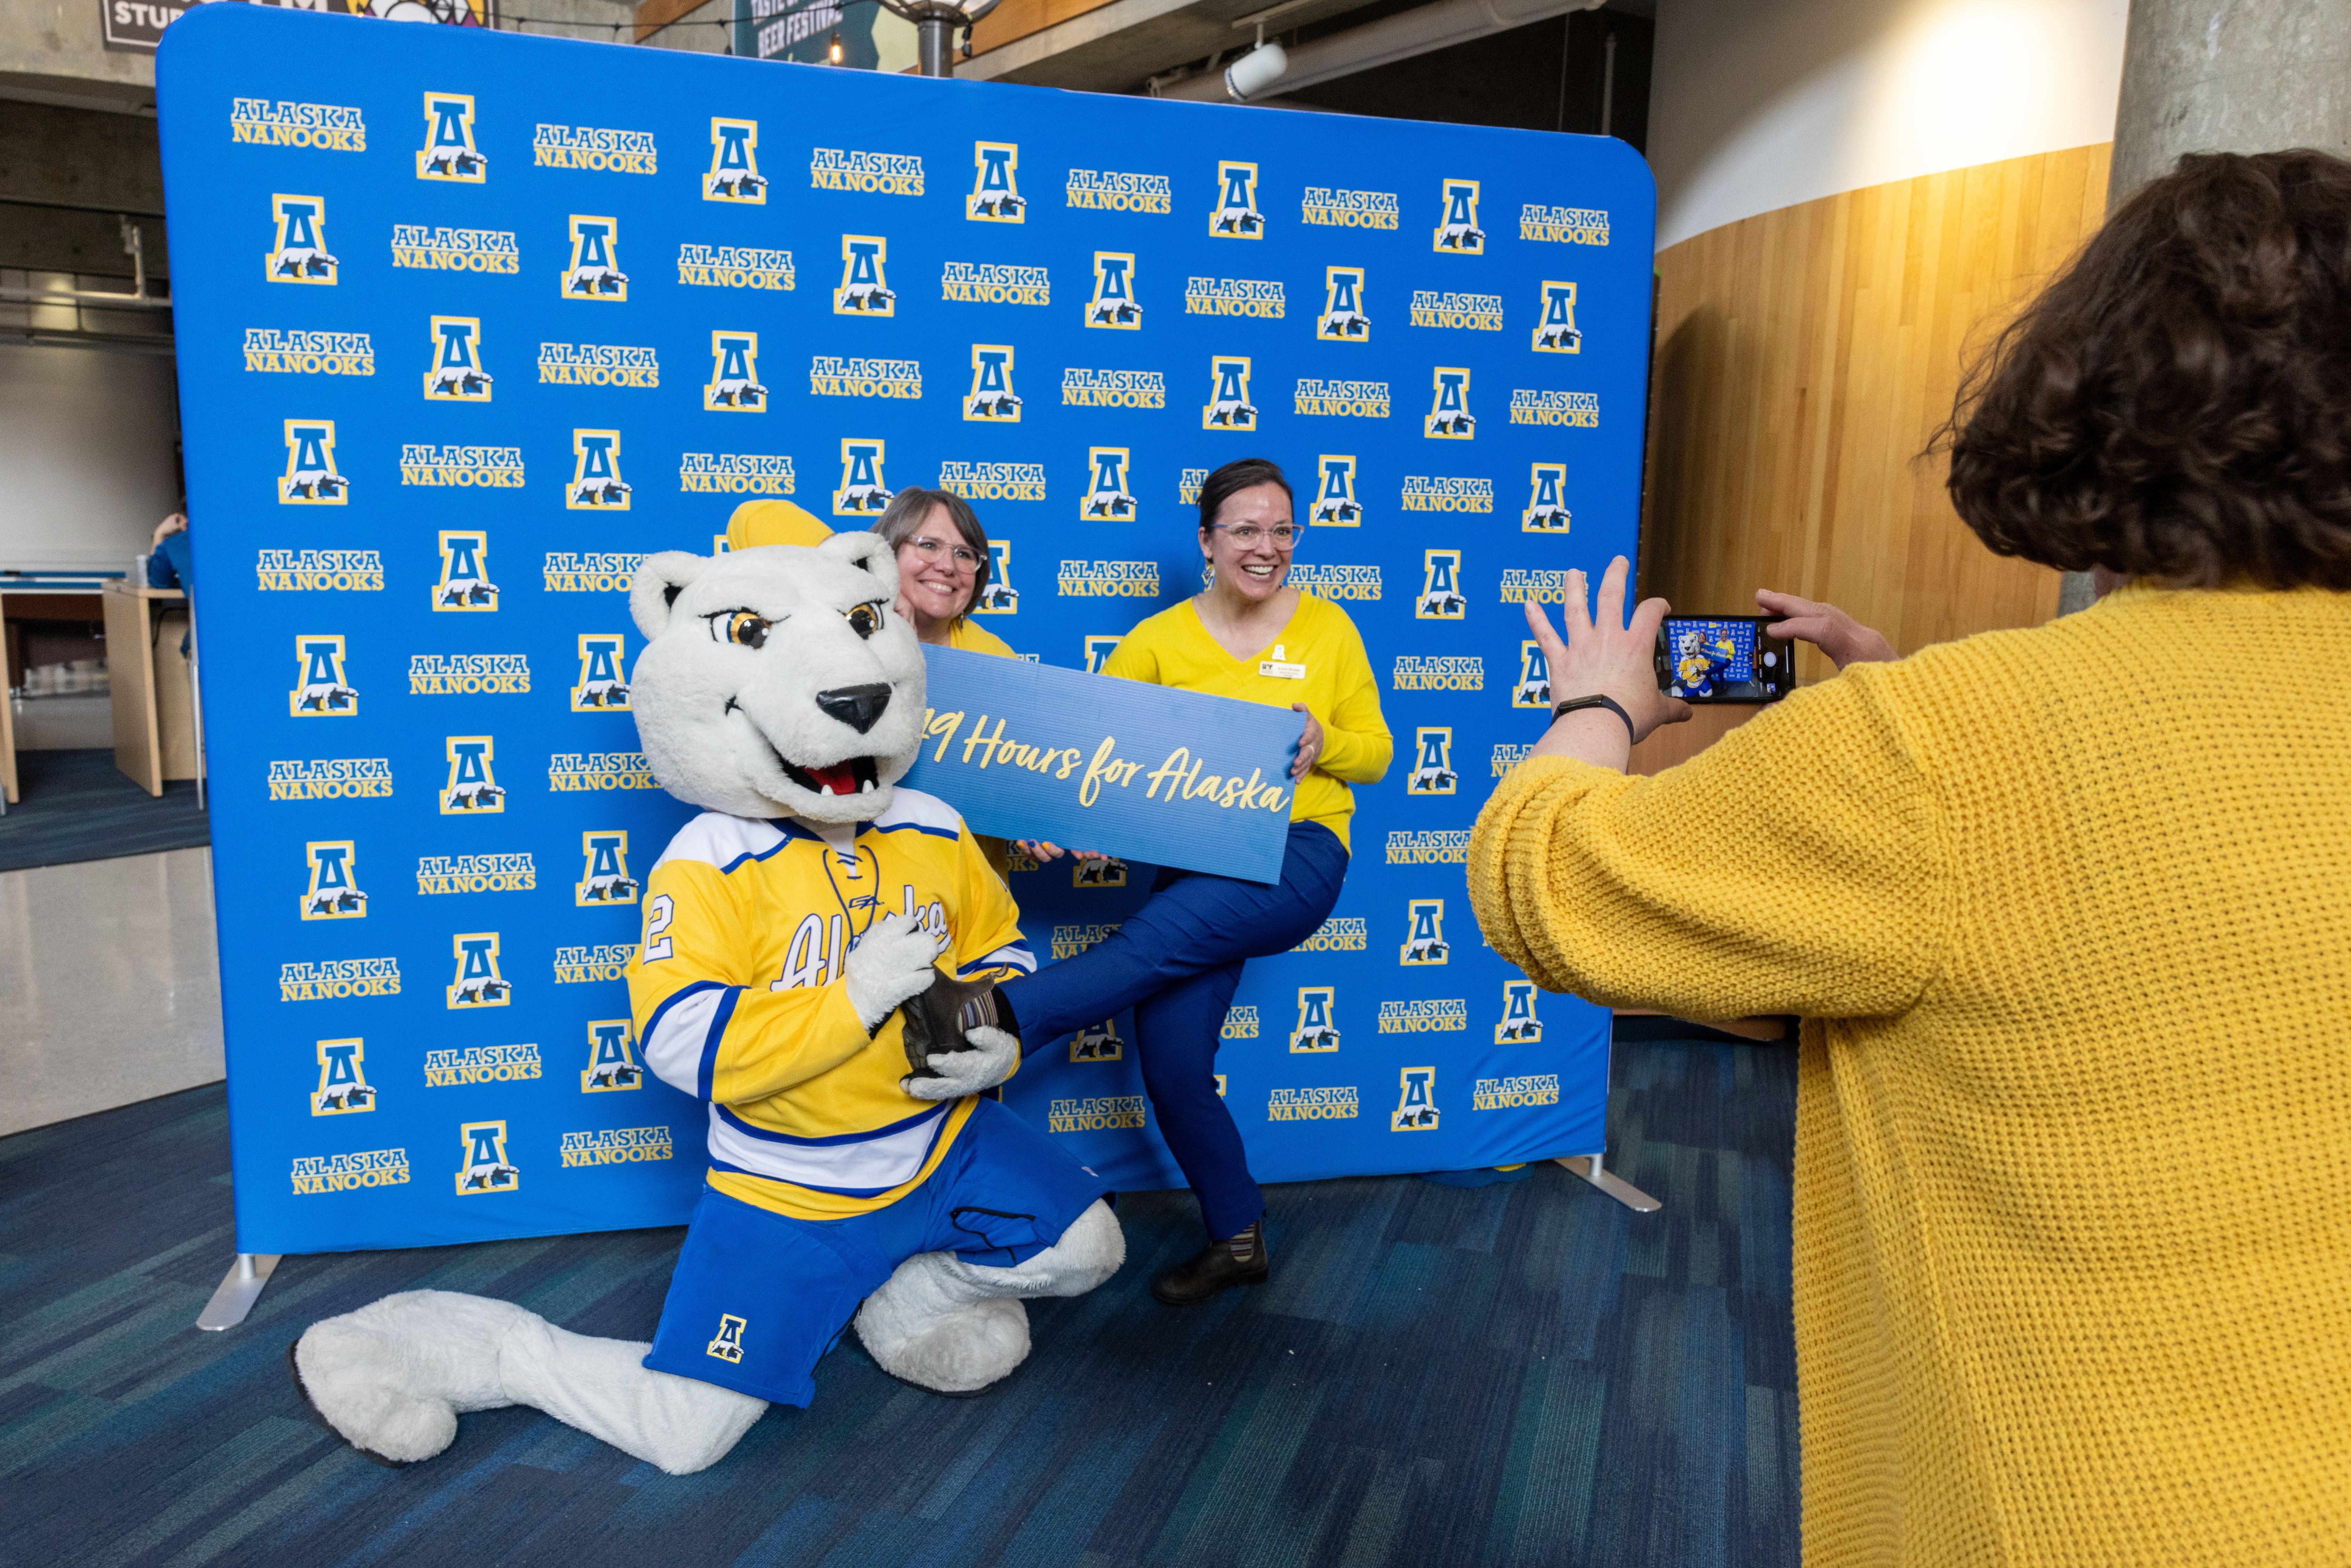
292,523,1122,1474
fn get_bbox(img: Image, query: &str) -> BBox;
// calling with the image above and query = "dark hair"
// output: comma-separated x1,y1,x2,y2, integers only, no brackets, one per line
1197,457,1292,533
874,486,991,603
1945,149,2351,589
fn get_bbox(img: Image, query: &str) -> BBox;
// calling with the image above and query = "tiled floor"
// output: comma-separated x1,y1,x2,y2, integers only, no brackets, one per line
0,846,224,1134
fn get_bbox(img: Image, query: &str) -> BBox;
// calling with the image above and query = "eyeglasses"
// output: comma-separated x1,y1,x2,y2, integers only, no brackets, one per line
903,535,983,574
1209,523,1304,548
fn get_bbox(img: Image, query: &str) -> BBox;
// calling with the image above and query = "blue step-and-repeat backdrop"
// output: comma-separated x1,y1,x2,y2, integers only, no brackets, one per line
157,3,1654,1255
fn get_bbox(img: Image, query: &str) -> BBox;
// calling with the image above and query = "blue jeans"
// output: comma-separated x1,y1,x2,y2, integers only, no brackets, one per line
1002,820,1349,1240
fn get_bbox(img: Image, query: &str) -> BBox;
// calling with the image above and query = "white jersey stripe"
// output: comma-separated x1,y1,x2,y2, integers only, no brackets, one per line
705,1101,949,1194
642,982,729,1097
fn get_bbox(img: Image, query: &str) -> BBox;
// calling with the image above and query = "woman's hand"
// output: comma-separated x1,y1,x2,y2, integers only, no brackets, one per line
1524,557,1690,758
1755,589,1895,670
1289,704,1324,780
151,513,187,547
1017,840,1110,867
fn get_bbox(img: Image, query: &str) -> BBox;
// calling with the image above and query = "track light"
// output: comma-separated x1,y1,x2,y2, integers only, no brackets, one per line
1224,37,1288,101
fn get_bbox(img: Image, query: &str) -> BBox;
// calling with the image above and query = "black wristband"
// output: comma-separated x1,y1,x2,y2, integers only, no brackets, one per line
1550,694,1637,745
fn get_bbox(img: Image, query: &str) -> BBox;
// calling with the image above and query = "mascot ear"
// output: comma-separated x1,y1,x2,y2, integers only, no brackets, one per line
820,529,900,598
630,551,713,640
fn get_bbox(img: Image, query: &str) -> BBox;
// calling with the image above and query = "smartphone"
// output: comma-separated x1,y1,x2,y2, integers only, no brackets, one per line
1654,615,1794,702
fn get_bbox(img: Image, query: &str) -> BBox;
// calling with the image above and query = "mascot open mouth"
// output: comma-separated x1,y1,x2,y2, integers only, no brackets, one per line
783,756,880,797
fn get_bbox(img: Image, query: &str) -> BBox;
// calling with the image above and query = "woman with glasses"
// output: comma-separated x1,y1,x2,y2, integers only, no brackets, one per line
989,456,1392,1304
874,487,1017,656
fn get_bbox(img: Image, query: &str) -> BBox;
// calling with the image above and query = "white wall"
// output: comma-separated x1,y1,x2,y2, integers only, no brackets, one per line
0,342,183,574
1650,0,2129,250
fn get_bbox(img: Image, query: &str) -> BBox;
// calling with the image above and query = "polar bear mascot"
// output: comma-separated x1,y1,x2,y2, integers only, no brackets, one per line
291,527,1122,1474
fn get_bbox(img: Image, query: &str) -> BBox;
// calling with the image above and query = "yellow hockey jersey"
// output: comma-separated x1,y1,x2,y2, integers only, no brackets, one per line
624,787,1034,1220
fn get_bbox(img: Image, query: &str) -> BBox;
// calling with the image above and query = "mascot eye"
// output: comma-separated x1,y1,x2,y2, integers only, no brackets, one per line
845,603,883,640
724,612,769,649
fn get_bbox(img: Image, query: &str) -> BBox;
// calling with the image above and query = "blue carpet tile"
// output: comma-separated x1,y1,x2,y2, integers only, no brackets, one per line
0,1040,1798,1568
0,747,209,873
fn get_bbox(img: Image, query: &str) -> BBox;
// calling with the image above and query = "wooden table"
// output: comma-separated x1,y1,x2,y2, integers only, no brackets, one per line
102,582,203,797
1,586,111,807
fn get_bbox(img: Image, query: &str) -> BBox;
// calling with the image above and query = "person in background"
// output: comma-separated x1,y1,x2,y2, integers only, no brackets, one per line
873,488,1017,657
147,512,192,592
1467,151,2351,1564
981,457,1392,1304
147,511,194,655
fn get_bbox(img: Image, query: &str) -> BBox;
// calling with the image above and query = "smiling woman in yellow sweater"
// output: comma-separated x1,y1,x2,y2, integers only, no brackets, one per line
1470,152,2351,1565
1002,456,1391,1304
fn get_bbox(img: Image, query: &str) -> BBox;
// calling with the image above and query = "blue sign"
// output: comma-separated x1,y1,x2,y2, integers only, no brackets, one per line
157,2,1649,1252
906,644,1301,883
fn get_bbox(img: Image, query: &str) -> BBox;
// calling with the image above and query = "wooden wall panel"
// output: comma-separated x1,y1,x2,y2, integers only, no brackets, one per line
1642,143,2112,686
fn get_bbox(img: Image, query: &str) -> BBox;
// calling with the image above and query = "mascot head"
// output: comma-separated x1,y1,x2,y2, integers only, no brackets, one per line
628,531,924,824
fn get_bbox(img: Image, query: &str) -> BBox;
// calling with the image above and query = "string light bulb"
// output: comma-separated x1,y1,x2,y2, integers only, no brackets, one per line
828,31,843,62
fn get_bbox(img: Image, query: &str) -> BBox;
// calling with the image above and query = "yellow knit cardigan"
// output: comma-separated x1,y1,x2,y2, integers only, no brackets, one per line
1468,585,2351,1566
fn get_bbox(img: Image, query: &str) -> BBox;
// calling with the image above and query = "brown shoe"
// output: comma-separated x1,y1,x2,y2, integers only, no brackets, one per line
1151,1220,1268,1305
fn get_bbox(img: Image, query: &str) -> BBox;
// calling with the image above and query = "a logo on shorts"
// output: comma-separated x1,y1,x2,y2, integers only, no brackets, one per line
707,1314,747,1363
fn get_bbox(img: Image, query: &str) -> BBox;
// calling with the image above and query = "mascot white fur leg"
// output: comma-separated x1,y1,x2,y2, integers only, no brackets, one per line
855,1199,1124,1393
294,1292,765,1474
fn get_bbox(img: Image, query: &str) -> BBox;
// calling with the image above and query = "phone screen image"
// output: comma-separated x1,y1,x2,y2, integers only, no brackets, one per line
1657,616,1792,702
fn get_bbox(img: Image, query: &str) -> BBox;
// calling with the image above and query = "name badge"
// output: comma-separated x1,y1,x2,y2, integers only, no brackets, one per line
1257,643,1306,680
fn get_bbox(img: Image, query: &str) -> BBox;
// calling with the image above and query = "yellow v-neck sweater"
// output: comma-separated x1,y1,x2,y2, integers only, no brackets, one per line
1469,584,2351,1566
1103,592,1391,851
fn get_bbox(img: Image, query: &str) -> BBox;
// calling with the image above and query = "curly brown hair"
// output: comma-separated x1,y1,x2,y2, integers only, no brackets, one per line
1946,150,2351,588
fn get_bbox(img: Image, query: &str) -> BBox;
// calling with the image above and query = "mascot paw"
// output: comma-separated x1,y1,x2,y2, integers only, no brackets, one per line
290,1290,533,1465
902,1025,1017,1100
844,911,943,1031
856,1292,1030,1396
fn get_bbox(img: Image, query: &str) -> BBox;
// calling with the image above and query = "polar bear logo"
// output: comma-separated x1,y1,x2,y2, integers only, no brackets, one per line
835,481,890,514
1406,762,1458,794
444,779,504,811
966,390,1022,419
1070,1022,1123,1061
837,280,894,312
428,365,493,398
579,872,639,902
1082,492,1135,520
1430,412,1475,437
1087,299,1139,326
306,889,368,916
709,170,765,199
1309,496,1360,525
1524,500,1571,531
566,262,630,297
1436,218,1485,251
294,679,358,713
571,477,633,508
1535,321,1581,351
283,464,344,501
585,1061,640,1088
1206,395,1256,429
708,374,767,409
1498,1017,1541,1043
971,191,1023,220
274,244,339,280
422,145,486,179
1320,309,1369,339
438,579,498,608
574,676,629,708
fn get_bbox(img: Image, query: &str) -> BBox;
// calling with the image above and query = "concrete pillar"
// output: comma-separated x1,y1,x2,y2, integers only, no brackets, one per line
2057,0,2351,614
2111,0,2351,205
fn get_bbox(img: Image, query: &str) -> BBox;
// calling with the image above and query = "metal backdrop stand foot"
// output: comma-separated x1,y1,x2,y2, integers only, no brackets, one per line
196,1253,281,1330
1556,1153,1661,1212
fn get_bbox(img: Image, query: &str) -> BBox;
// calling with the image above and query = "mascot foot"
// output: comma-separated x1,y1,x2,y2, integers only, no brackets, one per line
858,1292,1031,1396
291,1290,532,1465
854,1200,1124,1396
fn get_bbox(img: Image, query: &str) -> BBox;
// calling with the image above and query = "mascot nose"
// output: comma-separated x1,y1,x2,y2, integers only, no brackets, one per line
816,683,891,734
